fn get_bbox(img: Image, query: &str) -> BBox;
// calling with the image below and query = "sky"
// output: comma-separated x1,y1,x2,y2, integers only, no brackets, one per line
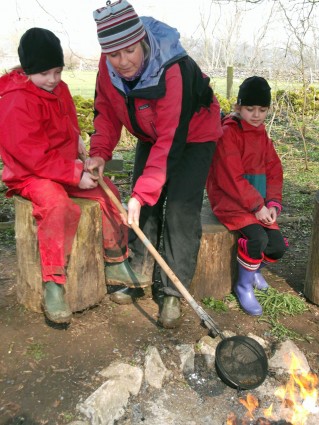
0,0,274,63
0,0,211,59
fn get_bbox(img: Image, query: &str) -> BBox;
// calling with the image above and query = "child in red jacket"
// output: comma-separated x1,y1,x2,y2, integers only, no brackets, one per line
0,28,149,324
206,76,287,316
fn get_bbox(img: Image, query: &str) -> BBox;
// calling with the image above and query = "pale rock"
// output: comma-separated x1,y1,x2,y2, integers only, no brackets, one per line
268,340,310,375
144,346,171,389
176,343,195,375
77,362,143,425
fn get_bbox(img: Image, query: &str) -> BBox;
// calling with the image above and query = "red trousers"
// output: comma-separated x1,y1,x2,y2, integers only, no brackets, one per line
20,178,128,284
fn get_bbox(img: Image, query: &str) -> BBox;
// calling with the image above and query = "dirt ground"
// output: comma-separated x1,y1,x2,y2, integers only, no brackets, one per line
0,212,319,424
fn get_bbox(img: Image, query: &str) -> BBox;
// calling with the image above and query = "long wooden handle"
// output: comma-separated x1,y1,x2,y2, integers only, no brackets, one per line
98,177,202,310
97,175,221,335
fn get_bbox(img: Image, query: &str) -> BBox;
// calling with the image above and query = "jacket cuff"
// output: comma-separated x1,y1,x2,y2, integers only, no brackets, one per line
131,192,145,207
266,200,282,215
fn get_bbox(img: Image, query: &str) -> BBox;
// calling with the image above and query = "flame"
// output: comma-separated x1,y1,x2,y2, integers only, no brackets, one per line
264,352,318,424
226,412,238,424
239,393,259,419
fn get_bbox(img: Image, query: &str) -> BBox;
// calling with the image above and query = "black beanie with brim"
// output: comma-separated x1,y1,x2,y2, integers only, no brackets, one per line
18,27,64,75
237,76,271,107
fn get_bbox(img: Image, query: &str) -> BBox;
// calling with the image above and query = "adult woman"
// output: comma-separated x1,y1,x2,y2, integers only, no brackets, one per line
87,0,222,328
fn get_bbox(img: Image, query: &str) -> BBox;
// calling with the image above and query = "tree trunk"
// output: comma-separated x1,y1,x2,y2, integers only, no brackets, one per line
14,196,106,313
190,206,238,300
304,191,319,305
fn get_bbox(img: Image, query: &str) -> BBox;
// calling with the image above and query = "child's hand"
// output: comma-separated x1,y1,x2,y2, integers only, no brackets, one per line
268,206,278,222
255,205,275,225
78,171,99,189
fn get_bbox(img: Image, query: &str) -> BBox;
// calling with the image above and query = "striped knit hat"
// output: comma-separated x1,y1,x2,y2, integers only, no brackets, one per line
93,0,146,54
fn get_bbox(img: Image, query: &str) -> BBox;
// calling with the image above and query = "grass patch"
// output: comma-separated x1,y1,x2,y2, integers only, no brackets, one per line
26,342,46,361
202,296,228,312
255,287,309,319
218,288,310,342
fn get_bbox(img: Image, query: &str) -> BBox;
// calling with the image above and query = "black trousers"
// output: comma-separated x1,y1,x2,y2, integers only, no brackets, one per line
129,140,216,296
239,224,287,261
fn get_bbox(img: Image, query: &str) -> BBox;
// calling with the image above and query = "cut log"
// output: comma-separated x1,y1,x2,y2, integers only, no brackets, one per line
304,191,319,305
14,196,106,313
190,205,238,300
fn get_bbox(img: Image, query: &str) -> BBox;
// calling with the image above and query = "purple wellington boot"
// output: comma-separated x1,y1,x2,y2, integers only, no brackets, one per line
253,263,269,291
234,264,263,316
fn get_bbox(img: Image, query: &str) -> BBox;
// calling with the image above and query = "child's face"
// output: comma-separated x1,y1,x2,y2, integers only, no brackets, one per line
29,67,63,92
238,105,269,127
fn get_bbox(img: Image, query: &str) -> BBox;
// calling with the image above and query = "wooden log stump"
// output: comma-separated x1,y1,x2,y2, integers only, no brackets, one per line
304,191,319,305
190,205,238,300
14,196,106,313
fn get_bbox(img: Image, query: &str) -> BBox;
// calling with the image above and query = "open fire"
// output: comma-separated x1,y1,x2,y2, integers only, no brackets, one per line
226,353,318,425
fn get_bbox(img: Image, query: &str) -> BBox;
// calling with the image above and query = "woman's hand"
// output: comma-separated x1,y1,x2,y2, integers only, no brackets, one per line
255,205,275,225
85,156,105,178
127,197,141,227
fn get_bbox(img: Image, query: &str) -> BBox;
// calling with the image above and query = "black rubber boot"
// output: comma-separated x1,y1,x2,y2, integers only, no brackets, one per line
105,259,151,288
109,287,145,305
43,281,72,324
158,296,181,329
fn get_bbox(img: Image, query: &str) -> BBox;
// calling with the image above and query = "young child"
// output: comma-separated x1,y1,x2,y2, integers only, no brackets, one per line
206,76,287,316
0,27,149,324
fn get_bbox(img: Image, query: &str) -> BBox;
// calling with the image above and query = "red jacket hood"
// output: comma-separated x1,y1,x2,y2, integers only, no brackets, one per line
0,69,66,99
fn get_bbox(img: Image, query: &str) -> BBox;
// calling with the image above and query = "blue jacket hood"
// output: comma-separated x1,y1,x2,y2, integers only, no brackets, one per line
106,16,187,92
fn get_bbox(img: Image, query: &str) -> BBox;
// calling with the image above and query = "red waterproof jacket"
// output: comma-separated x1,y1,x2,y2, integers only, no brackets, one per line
0,69,83,196
90,55,222,207
206,115,283,230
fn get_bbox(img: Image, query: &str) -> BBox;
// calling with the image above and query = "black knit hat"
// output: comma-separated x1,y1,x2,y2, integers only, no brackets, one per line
237,76,271,107
18,27,64,75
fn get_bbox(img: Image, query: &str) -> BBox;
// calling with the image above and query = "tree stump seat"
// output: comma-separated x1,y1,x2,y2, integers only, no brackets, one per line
190,204,238,300
304,190,319,305
14,196,106,313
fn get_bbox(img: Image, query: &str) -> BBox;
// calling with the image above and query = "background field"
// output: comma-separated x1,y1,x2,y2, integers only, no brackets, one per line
62,70,319,100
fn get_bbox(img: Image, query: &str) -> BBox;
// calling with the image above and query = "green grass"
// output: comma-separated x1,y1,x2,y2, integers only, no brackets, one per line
63,70,98,98
62,70,319,99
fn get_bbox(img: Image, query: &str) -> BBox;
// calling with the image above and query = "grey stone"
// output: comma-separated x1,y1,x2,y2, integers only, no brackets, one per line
144,346,171,389
268,340,310,375
77,362,143,425
176,343,195,375
197,335,221,370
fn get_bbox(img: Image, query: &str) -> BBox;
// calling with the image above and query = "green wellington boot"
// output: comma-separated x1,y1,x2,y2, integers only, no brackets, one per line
105,259,151,288
109,287,145,305
158,296,182,329
43,281,72,324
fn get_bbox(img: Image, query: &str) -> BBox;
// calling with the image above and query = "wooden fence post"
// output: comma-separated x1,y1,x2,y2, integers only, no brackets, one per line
226,66,234,99
304,191,319,305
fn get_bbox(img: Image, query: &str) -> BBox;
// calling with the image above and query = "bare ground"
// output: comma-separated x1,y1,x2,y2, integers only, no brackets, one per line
0,209,319,425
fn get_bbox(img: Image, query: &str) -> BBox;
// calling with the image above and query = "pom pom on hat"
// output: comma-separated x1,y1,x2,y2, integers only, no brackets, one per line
18,27,64,75
237,76,271,107
93,0,146,53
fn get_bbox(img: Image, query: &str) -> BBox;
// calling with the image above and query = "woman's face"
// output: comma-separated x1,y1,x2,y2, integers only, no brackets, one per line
29,67,63,92
106,42,144,78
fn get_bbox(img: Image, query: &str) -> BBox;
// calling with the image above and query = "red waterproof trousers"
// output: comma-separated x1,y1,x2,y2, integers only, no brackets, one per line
20,178,128,284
